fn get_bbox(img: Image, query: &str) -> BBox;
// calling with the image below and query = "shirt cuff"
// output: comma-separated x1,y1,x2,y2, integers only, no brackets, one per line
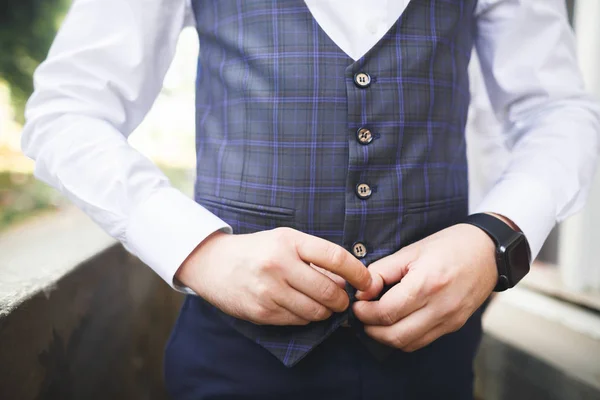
473,175,556,260
125,187,232,292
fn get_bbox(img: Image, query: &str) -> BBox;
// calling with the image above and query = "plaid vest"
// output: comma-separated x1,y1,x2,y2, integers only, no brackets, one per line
190,0,477,366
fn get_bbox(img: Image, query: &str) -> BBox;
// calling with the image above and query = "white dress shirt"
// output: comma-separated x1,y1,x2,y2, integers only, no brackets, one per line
466,51,509,209
22,0,600,291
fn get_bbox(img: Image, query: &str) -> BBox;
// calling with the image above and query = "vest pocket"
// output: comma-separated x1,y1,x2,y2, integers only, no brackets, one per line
195,194,295,220
399,197,469,244
402,196,468,215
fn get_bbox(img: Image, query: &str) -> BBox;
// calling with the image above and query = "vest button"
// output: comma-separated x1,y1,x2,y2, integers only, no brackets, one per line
356,128,373,145
351,242,368,259
356,183,372,199
354,72,371,88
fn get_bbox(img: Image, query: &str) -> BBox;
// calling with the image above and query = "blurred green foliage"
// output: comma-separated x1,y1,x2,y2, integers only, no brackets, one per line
0,1,197,231
0,167,193,231
0,0,70,123
0,172,64,229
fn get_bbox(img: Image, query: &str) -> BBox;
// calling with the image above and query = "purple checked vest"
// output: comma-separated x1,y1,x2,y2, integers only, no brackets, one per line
189,0,477,367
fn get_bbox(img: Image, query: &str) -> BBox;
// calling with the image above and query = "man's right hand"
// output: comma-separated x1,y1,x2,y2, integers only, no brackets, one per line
176,227,372,326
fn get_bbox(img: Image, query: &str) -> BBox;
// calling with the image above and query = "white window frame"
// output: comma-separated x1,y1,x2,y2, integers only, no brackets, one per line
557,0,600,295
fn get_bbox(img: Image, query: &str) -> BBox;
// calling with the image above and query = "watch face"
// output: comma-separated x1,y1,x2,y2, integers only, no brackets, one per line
506,234,531,285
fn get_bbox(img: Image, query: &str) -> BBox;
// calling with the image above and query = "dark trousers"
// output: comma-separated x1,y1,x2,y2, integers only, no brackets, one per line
165,296,483,400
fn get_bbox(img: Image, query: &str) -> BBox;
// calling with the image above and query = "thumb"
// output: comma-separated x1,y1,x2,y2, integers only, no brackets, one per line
355,246,417,300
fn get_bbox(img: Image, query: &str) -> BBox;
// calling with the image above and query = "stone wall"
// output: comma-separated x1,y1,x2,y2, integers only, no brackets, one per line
0,245,183,400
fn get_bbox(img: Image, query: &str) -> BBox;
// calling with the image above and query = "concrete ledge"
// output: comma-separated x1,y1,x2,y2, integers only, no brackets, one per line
0,210,183,399
0,207,116,316
475,335,600,400
477,287,600,399
521,263,600,312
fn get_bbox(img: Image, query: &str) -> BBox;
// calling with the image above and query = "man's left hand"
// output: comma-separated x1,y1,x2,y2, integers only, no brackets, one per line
352,223,498,352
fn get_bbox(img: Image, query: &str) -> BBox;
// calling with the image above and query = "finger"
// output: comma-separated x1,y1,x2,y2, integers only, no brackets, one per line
353,270,426,325
355,246,417,300
401,323,446,352
286,261,349,312
294,232,371,291
266,309,311,326
310,263,346,288
273,288,333,322
364,306,437,349
354,271,384,301
251,304,310,326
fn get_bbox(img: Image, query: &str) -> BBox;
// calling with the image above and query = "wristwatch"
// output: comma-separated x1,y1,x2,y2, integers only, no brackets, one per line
464,213,531,292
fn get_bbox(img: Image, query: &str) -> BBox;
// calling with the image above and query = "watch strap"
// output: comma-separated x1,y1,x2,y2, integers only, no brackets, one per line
465,213,518,248
464,213,529,292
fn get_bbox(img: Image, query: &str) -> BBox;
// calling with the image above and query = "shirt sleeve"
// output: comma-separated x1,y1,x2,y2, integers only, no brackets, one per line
21,0,231,291
473,0,600,259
